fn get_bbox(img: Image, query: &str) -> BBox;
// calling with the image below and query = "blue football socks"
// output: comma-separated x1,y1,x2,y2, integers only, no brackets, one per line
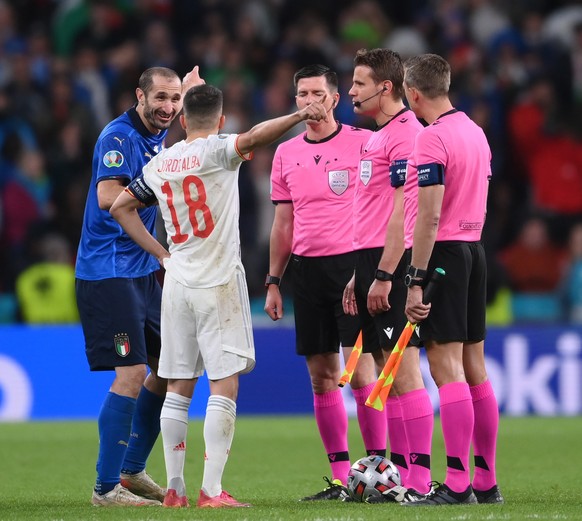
121,386,165,475
95,392,136,495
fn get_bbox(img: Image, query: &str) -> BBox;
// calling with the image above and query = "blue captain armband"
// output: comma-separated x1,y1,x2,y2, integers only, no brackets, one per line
417,163,445,186
389,159,407,187
127,175,157,206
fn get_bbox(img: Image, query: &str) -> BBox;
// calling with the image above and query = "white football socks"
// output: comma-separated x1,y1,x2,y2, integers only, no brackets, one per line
160,392,191,496
201,395,237,497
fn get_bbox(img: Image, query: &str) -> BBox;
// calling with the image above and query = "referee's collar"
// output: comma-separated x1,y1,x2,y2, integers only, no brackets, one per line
304,122,342,144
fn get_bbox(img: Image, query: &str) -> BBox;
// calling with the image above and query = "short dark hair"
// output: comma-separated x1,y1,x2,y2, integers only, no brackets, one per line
138,67,180,94
353,48,404,101
183,84,223,128
293,64,338,92
404,54,451,99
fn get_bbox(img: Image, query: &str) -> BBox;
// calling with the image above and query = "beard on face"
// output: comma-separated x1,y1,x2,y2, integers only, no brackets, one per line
143,103,174,131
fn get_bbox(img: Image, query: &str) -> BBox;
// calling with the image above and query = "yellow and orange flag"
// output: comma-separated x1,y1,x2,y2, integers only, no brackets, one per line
338,330,363,387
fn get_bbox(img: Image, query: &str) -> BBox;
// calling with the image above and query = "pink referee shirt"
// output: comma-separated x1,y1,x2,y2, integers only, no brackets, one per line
405,110,491,245
353,109,423,250
270,123,371,256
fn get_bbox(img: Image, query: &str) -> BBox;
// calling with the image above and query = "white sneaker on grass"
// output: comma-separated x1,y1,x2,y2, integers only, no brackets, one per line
120,470,166,501
91,483,161,507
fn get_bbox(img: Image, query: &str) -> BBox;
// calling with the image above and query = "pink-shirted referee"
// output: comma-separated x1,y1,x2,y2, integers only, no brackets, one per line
264,64,386,500
403,54,503,507
344,48,434,503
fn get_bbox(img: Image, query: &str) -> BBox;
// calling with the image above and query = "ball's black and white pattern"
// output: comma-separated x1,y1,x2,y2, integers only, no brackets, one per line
346,455,401,502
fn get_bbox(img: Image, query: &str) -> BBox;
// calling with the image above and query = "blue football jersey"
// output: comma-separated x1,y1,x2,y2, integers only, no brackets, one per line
75,107,166,280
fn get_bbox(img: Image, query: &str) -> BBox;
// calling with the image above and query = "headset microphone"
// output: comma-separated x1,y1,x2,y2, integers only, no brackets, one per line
353,85,387,108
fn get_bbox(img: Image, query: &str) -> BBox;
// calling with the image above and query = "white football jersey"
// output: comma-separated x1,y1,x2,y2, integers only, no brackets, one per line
143,133,250,288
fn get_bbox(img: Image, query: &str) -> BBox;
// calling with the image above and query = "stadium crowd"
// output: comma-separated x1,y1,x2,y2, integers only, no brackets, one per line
1,0,582,324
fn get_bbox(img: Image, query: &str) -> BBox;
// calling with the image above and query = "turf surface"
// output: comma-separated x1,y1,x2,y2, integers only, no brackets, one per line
0,415,580,520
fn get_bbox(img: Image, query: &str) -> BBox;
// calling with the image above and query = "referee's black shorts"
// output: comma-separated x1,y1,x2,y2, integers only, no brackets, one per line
290,252,360,356
354,248,409,353
410,241,487,345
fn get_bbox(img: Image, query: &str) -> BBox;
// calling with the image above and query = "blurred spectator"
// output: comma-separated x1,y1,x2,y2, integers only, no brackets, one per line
499,215,568,293
3,41,49,132
498,215,568,323
468,0,510,49
0,87,38,171
1,146,52,290
1,147,52,252
72,43,113,130
560,222,582,323
15,231,79,323
38,69,98,150
542,3,582,50
526,117,582,243
140,18,178,69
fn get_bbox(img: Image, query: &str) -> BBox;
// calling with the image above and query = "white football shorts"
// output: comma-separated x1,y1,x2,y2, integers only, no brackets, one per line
158,266,255,380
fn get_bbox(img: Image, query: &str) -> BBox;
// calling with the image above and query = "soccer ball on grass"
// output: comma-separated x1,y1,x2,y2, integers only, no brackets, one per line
346,455,401,502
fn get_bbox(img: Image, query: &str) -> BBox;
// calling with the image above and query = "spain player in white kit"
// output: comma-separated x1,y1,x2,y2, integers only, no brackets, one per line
110,83,329,508
403,54,502,506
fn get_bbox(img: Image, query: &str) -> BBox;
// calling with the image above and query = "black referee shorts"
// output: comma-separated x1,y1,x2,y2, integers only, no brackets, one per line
354,248,409,353
411,241,487,345
290,252,361,356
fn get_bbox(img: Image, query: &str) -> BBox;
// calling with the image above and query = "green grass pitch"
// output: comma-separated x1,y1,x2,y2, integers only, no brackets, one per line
0,415,580,520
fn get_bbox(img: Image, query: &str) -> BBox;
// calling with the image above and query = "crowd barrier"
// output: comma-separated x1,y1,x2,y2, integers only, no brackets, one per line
0,324,580,421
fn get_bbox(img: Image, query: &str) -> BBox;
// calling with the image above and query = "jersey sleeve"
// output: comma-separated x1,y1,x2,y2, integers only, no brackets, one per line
95,132,134,185
414,129,447,186
207,134,250,171
387,124,417,188
269,145,291,203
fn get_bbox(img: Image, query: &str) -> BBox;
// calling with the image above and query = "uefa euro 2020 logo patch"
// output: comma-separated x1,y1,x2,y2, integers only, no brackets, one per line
114,333,131,357
103,150,124,168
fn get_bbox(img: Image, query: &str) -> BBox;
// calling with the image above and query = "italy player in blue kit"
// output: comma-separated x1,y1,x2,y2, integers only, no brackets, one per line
75,65,204,507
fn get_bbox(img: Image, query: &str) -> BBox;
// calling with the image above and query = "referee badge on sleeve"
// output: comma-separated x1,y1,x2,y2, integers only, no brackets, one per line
114,333,131,357
328,170,349,195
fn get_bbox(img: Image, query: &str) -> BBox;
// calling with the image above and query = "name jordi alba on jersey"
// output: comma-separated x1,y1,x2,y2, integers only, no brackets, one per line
144,134,246,288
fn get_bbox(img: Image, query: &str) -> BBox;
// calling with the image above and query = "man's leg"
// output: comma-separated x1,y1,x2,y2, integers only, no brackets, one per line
397,348,433,494
160,379,195,507
197,374,250,508
348,350,387,458
427,343,474,494
309,353,351,486
95,365,146,495
464,341,502,500
122,371,166,474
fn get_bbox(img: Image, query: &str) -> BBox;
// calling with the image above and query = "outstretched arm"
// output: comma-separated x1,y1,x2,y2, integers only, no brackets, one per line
236,97,328,156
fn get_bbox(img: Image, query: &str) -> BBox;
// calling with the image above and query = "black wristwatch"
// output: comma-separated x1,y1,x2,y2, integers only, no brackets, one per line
265,274,281,287
374,269,394,282
404,265,427,288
